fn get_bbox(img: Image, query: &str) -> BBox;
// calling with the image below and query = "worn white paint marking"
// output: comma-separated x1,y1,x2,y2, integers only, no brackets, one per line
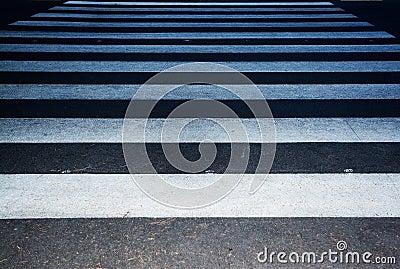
346,118,400,142
32,13,357,19
0,31,393,39
2,44,400,53
1,84,399,100
64,1,335,6
50,6,345,12
1,118,399,143
11,21,372,28
0,174,398,218
1,61,400,72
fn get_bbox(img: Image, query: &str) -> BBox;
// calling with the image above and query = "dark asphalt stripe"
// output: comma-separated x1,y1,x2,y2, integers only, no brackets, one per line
1,99,399,118
0,218,397,268
2,52,399,61
1,143,399,174
1,72,399,84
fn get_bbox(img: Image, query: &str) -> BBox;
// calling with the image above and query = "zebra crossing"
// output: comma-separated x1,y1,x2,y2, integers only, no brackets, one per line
0,1,399,218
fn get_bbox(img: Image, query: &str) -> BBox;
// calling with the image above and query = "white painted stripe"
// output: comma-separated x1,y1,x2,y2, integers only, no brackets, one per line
50,6,345,12
2,44,400,53
33,13,357,19
64,1,335,6
0,31,393,39
1,84,399,100
1,173,398,218
1,61,399,72
11,21,372,28
2,118,399,143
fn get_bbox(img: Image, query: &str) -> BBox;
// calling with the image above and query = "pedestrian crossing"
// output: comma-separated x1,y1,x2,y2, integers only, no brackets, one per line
0,0,399,217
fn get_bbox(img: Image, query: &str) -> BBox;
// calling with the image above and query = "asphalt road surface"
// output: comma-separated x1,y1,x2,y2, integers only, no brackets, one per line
0,1,399,268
